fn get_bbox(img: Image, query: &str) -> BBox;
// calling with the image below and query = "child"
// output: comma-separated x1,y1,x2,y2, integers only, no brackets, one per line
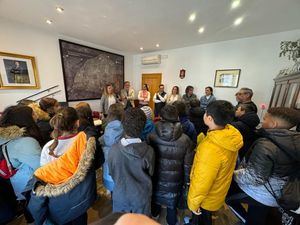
227,107,300,225
173,100,197,143
148,105,195,225
231,103,260,161
99,103,124,193
108,108,155,215
140,106,155,141
40,107,79,166
189,99,207,135
187,100,243,225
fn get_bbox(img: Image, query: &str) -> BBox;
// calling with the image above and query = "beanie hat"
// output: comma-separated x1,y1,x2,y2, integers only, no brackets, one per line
141,106,152,120
160,105,179,123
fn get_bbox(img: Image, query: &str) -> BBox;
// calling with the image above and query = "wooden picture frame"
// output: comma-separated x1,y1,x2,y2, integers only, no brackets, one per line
0,51,40,89
214,69,241,88
59,39,124,101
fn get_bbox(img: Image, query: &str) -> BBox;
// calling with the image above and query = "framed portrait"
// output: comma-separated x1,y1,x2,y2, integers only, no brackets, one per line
214,69,241,88
59,39,124,101
0,52,40,89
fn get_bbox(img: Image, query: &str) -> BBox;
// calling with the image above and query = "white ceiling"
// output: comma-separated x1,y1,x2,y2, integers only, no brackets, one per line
0,0,300,53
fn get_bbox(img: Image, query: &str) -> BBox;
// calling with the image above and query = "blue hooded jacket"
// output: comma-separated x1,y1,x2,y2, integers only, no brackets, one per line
141,119,155,141
100,120,124,191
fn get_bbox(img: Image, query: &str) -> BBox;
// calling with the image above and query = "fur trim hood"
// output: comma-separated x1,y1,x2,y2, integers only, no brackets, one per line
0,126,25,144
33,136,96,197
29,103,50,121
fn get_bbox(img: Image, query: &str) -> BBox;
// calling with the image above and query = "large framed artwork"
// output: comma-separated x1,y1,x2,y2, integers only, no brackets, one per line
59,39,124,101
0,52,40,89
214,69,241,88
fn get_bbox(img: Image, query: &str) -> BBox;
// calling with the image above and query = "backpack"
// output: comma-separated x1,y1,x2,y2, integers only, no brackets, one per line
0,141,17,179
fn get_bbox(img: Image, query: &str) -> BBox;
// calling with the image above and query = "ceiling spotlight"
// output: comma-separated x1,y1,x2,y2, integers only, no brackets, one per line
46,19,53,25
156,44,160,48
56,7,64,13
234,17,243,26
231,0,240,9
198,27,205,33
140,47,144,51
189,13,196,22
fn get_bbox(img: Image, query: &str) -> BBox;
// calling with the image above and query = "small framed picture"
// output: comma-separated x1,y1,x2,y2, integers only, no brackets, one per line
0,51,40,89
214,69,241,88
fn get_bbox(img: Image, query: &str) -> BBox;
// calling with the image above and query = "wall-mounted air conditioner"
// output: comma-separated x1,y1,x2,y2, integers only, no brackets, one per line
141,54,161,65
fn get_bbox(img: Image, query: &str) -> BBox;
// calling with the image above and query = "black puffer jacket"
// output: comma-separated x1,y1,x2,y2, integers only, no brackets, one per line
231,112,260,160
189,107,207,135
148,121,195,208
236,129,300,186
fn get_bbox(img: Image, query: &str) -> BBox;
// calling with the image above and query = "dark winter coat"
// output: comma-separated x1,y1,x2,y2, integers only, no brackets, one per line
188,107,207,135
179,116,197,143
28,131,98,225
231,112,260,160
235,129,300,206
108,140,155,215
148,121,195,208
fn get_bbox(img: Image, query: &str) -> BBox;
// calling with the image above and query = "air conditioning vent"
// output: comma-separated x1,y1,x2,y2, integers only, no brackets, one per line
141,55,161,65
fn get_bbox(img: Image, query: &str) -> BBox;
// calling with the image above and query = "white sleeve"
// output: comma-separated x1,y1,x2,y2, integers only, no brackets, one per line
40,141,52,166
146,92,151,102
153,93,160,103
158,93,167,102
138,91,144,101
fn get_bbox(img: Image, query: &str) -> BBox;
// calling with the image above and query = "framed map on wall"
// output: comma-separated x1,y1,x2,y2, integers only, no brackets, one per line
59,39,124,101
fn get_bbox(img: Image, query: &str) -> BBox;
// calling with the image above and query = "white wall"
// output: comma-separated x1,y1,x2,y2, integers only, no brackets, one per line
133,29,300,116
0,18,133,111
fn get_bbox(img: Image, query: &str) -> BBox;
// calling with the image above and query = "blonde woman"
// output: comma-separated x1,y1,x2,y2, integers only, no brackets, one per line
100,84,118,117
166,86,181,104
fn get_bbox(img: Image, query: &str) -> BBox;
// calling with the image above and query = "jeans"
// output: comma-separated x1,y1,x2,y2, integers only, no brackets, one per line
151,203,177,225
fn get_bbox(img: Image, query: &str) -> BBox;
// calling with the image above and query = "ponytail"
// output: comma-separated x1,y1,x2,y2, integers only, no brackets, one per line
48,107,78,157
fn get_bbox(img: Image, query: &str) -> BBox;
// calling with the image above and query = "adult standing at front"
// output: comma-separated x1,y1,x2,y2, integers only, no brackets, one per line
182,86,197,109
166,86,181,104
153,84,167,117
120,81,135,109
138,84,151,107
235,87,258,113
200,86,216,110
100,84,118,117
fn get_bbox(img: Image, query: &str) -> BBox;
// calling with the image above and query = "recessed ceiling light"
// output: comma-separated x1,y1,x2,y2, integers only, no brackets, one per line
140,47,144,51
189,13,196,22
231,0,240,9
234,17,243,26
156,44,160,48
56,7,64,13
46,19,53,25
198,27,205,33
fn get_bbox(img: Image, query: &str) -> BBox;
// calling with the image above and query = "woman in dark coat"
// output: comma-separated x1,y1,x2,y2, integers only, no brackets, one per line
148,105,195,225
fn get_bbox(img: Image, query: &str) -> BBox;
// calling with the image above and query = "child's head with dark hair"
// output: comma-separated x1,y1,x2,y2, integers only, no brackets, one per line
190,99,200,108
106,103,124,123
39,97,59,117
160,105,179,123
0,105,43,145
49,107,79,156
123,108,146,138
262,107,300,129
75,102,94,128
235,103,257,117
185,85,194,95
204,100,235,128
173,101,187,117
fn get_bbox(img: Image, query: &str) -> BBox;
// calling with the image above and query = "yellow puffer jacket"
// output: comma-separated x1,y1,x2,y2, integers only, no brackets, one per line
188,124,243,212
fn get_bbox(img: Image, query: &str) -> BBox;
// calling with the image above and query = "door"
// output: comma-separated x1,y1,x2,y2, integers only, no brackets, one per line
141,73,162,111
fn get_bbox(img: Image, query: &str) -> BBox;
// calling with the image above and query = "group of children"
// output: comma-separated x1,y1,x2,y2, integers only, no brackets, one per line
0,91,299,225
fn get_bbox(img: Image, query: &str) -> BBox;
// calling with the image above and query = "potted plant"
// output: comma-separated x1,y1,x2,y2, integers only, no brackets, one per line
279,39,300,74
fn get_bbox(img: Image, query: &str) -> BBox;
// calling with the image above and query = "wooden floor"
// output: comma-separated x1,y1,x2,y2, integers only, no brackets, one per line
8,169,240,225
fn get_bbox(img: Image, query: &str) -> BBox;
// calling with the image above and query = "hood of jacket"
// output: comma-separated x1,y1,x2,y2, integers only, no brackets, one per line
103,120,123,146
120,141,152,160
206,124,243,152
238,112,260,129
29,103,50,121
259,128,300,159
33,132,96,197
0,126,25,144
155,121,183,142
